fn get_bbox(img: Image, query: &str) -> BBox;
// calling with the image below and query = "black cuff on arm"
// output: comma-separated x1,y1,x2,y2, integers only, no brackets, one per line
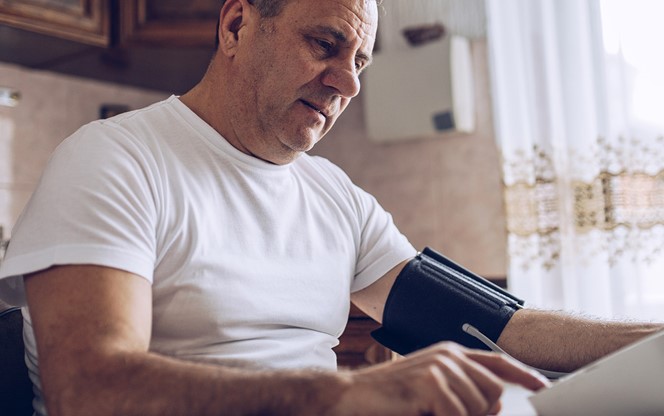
371,247,524,355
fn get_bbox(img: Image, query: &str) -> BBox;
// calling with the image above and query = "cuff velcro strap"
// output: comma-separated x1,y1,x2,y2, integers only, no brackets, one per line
371,247,524,355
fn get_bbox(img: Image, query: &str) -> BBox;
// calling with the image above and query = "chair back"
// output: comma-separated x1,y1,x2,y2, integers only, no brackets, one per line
0,307,34,416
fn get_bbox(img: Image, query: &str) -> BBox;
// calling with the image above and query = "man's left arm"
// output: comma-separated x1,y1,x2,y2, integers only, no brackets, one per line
352,260,664,372
497,308,663,372
350,259,408,323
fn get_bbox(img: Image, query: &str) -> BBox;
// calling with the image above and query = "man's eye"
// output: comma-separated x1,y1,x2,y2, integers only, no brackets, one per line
316,39,333,52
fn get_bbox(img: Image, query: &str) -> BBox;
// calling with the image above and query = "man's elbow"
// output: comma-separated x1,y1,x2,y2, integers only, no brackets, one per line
40,350,135,416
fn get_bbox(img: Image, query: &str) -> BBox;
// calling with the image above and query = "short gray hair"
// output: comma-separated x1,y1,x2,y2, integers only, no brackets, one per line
215,0,290,48
214,0,380,49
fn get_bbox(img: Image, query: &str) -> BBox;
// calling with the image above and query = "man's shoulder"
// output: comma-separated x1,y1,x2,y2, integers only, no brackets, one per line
97,96,178,131
57,96,183,155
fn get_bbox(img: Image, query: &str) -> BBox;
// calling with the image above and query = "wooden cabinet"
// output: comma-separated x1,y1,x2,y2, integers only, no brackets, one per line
0,1,220,92
0,0,111,46
335,305,395,369
119,0,219,47
0,0,219,48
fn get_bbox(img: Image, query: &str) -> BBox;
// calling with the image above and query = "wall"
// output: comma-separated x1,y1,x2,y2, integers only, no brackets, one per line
0,39,507,277
0,62,168,236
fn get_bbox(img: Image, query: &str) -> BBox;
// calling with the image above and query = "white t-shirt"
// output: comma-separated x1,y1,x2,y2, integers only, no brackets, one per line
0,95,415,369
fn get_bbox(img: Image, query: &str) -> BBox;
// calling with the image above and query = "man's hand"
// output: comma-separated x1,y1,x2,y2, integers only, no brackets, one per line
333,342,549,416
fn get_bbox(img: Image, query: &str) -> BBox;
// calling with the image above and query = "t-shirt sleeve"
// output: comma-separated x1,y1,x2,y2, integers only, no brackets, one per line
350,185,417,292
0,122,158,306
310,157,416,293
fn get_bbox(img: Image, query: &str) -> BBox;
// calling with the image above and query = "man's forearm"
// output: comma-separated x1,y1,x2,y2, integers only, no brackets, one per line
496,308,664,372
44,350,349,416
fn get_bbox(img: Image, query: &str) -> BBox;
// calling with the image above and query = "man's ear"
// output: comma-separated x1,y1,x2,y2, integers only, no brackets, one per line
217,0,251,57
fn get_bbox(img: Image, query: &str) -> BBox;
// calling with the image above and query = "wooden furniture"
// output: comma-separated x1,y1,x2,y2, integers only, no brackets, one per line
0,0,219,48
119,0,218,47
0,0,111,46
0,1,220,93
335,305,394,369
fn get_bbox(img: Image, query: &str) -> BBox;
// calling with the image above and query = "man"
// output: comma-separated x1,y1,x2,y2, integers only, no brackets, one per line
0,0,660,415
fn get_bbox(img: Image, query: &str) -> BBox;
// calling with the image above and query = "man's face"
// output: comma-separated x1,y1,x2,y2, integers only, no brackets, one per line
228,0,378,164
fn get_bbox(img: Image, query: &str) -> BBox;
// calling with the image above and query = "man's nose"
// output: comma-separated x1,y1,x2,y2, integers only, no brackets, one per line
320,60,361,99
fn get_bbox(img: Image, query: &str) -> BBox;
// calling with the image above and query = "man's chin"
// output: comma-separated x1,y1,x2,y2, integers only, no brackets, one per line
264,142,310,165
283,132,322,153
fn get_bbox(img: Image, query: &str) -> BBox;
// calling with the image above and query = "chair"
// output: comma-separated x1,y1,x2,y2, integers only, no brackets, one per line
0,307,34,416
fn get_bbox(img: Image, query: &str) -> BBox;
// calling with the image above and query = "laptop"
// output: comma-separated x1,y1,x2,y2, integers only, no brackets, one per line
528,329,664,415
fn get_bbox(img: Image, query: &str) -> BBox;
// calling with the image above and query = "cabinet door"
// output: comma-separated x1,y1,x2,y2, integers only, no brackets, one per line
120,0,219,47
0,0,111,46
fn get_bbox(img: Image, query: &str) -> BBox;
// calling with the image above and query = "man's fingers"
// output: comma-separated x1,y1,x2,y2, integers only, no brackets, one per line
434,355,494,415
357,343,549,415
489,399,502,415
428,366,470,416
453,352,506,404
467,350,551,391
409,344,507,415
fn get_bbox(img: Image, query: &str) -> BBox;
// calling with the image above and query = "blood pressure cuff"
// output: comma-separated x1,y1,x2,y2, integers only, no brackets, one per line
371,247,524,355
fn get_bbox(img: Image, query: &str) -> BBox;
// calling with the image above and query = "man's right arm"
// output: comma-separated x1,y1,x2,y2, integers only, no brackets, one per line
25,264,348,415
24,264,547,416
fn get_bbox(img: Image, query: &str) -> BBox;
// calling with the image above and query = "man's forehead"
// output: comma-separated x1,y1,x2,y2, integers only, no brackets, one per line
289,0,378,28
303,0,377,39
288,0,377,47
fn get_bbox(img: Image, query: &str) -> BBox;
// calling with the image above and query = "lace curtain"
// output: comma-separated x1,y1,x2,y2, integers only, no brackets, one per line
486,0,664,320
